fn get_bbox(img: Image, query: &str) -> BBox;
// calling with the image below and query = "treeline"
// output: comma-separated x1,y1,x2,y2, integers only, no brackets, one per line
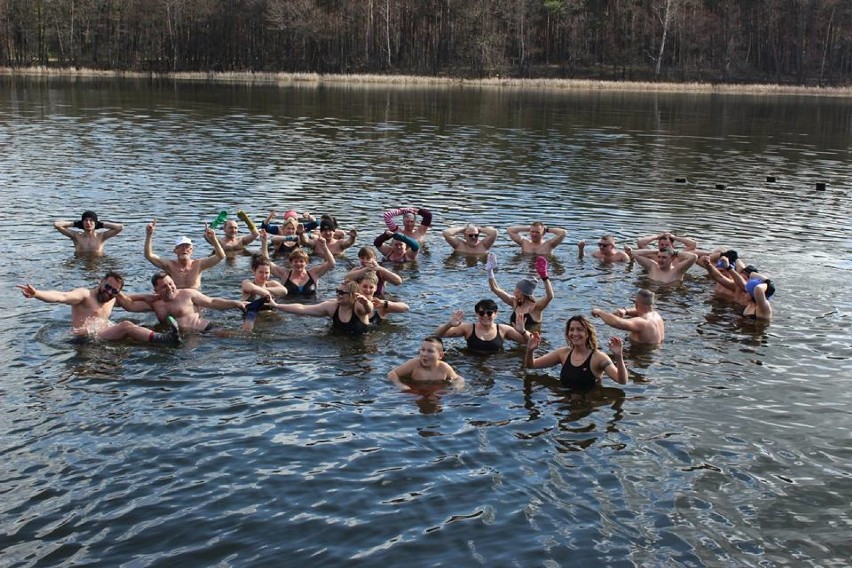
2,0,851,85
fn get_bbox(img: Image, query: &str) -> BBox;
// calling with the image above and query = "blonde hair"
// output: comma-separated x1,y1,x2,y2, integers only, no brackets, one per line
288,249,310,262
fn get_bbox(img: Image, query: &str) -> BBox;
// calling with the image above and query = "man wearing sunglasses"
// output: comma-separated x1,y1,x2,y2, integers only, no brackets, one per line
17,271,180,345
577,235,631,262
441,224,498,254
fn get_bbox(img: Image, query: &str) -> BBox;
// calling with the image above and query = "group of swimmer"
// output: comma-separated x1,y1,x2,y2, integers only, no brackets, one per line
18,206,776,392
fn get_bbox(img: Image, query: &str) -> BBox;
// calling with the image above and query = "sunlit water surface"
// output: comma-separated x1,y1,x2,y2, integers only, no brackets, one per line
1,78,850,566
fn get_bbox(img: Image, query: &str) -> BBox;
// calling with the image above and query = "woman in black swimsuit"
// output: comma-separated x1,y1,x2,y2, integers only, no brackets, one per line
261,233,335,299
271,281,373,335
524,315,628,388
435,299,530,354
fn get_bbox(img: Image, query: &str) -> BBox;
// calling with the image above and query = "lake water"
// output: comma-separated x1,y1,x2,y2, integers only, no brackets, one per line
1,77,851,566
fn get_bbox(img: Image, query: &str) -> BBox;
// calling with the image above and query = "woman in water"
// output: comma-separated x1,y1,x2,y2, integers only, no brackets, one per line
435,299,529,354
355,271,409,325
524,315,627,389
271,280,373,335
241,255,288,331
260,231,335,298
486,253,554,331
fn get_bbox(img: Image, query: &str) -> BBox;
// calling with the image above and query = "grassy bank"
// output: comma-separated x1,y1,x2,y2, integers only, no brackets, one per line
3,67,852,97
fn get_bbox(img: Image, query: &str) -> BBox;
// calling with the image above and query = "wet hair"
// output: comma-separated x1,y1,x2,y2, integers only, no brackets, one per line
721,250,739,264
565,315,599,351
320,214,338,231
289,248,310,262
530,221,545,230
358,246,377,260
103,270,124,288
151,271,170,288
659,232,674,243
743,265,759,276
765,280,776,299
474,298,499,313
82,210,98,222
423,336,444,351
600,234,616,243
251,253,272,271
636,289,656,306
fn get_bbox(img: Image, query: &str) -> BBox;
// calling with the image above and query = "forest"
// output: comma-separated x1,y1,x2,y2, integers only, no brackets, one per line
1,0,851,85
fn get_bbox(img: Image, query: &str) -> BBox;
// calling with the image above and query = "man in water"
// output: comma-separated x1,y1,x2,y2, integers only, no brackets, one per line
121,272,246,334
577,235,631,262
442,224,498,255
383,206,432,244
591,289,665,344
144,219,225,289
53,210,124,256
629,247,697,283
17,271,180,345
507,221,567,254
636,231,698,252
374,230,420,262
205,211,260,255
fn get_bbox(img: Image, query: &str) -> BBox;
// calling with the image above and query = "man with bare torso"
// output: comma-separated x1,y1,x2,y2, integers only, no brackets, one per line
144,219,226,289
591,289,665,344
53,210,124,256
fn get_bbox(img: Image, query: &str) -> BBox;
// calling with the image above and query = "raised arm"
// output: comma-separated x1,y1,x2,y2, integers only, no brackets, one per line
533,277,555,312
488,275,514,306
144,220,168,269
479,226,498,249
435,310,467,338
673,234,698,250
672,250,698,274
53,220,78,239
383,207,416,232
506,225,527,246
416,207,433,234
198,224,226,270
599,337,628,384
524,334,565,369
636,233,662,249
99,221,124,241
442,227,464,249
546,227,567,248
308,236,336,279
237,210,260,245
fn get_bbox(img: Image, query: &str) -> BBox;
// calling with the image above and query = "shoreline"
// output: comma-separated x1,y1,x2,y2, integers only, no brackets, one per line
3,67,852,97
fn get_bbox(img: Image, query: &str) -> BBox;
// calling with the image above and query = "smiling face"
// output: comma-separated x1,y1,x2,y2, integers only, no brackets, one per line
224,220,239,238
391,241,407,257
174,243,193,260
290,256,307,273
656,250,673,268
402,214,416,231
359,279,376,298
566,320,587,347
155,274,178,301
97,275,123,303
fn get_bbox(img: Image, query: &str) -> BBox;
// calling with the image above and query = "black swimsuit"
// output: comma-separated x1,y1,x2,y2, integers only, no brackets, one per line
332,306,370,335
465,324,504,353
510,311,539,331
560,349,597,390
283,272,317,297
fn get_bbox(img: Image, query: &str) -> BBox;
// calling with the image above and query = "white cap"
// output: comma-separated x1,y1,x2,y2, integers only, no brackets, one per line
174,236,193,247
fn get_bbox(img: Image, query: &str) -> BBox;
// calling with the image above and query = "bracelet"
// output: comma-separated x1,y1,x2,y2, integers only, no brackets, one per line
384,300,389,309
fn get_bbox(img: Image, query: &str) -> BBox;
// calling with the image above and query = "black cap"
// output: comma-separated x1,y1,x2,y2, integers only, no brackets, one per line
81,210,98,222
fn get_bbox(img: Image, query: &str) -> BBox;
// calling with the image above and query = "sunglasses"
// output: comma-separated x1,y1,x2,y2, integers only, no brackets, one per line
466,233,480,239
598,242,612,248
336,289,349,295
102,283,121,295
477,310,495,316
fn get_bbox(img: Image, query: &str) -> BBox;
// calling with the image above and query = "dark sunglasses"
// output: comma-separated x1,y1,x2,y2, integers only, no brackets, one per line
466,233,480,239
102,283,121,295
598,242,612,248
336,289,349,295
477,310,495,316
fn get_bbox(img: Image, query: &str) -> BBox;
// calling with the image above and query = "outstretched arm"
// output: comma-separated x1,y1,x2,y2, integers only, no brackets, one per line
591,308,644,334
309,236,336,280
17,284,87,305
524,334,564,369
488,275,514,306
